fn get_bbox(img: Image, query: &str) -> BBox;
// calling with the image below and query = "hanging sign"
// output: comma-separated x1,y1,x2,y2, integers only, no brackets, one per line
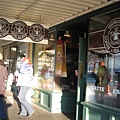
11,21,28,40
0,18,46,42
0,18,10,38
55,40,67,77
29,24,45,42
103,17,120,54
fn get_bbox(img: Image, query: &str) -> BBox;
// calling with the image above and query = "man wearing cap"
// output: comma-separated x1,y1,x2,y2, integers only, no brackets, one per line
95,61,111,103
97,61,111,85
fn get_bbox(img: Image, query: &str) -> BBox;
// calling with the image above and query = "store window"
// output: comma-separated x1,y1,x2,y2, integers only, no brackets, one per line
37,42,55,91
86,9,120,109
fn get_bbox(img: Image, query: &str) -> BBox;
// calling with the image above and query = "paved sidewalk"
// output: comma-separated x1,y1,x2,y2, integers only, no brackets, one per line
4,90,75,120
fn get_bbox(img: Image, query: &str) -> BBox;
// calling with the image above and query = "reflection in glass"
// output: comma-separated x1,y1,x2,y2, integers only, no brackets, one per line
37,50,55,91
86,9,120,109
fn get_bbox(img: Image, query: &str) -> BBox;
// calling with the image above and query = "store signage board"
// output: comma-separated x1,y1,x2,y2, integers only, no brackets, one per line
0,18,48,43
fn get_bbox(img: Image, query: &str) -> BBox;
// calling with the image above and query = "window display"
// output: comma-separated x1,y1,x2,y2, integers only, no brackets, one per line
86,9,120,109
37,50,55,91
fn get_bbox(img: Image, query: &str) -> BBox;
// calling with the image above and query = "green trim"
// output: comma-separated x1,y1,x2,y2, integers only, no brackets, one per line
35,88,53,94
35,88,62,94
81,101,120,117
33,89,62,113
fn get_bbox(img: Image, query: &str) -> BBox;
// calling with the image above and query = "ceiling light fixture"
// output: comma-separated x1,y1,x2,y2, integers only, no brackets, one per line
49,34,55,41
64,31,70,37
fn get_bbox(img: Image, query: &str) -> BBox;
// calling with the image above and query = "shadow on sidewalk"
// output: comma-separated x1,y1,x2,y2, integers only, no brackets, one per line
12,93,21,113
11,81,21,114
0,95,12,120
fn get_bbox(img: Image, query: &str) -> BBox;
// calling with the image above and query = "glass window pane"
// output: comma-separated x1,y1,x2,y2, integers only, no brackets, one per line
37,42,55,91
86,9,120,109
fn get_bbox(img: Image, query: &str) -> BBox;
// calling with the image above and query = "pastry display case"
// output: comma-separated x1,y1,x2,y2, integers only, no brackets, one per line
37,50,55,91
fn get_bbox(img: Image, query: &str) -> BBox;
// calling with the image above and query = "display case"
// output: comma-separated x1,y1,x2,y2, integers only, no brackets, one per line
37,50,55,91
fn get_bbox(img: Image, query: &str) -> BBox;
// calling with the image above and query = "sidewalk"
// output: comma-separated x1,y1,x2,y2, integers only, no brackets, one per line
4,90,75,120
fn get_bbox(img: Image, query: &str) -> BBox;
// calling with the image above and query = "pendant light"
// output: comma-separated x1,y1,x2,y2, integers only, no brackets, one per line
64,31,70,37
49,33,55,41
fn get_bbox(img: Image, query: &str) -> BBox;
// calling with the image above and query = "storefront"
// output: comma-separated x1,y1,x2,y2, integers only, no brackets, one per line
32,33,79,113
3,42,32,90
2,1,119,120
3,42,17,90
45,2,120,120
82,7,120,120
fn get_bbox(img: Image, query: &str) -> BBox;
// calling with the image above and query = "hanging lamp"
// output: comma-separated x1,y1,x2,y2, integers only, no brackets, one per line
64,31,70,37
49,33,55,41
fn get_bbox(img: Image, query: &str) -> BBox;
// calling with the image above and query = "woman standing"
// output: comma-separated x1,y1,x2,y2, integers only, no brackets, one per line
17,58,35,117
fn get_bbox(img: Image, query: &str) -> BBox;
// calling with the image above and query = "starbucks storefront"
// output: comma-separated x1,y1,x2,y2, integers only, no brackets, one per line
82,8,120,120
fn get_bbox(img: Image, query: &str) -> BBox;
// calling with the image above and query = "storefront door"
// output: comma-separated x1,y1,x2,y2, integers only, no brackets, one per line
76,37,87,120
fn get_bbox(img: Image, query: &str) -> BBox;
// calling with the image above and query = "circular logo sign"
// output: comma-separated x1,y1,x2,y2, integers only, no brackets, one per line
103,17,120,54
11,21,28,40
0,18,10,38
29,24,45,42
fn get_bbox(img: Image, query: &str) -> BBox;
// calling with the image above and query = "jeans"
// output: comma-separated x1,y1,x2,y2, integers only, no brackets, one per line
0,96,6,119
19,86,34,115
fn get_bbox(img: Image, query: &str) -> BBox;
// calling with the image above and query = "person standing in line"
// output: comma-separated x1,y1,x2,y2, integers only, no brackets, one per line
96,61,111,103
17,57,35,117
0,53,8,120
96,61,111,86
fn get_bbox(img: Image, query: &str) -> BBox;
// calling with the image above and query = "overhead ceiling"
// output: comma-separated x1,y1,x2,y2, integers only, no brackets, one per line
0,0,118,28
0,0,119,46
